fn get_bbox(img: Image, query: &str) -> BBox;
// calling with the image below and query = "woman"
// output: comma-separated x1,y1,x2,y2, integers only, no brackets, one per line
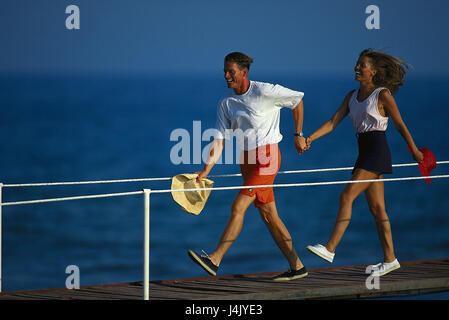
305,49,424,276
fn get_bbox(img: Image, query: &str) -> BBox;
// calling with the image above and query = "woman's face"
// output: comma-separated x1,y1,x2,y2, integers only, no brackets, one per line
354,56,377,82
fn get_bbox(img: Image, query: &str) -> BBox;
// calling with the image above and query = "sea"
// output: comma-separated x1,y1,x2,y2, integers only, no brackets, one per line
1,72,448,299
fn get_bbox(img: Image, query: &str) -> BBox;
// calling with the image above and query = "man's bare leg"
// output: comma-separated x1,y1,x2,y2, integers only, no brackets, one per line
258,201,303,271
208,193,255,266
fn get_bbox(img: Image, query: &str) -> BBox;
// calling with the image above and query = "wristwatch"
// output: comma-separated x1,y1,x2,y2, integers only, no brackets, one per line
294,132,304,137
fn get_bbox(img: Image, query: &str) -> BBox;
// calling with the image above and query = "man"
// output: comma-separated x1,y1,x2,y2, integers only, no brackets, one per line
188,52,308,281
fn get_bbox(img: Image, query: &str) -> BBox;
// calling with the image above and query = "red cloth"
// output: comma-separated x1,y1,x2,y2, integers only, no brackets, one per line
239,144,281,207
408,146,436,184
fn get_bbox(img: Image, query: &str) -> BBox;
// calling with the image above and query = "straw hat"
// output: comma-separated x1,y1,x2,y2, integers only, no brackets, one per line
171,173,214,215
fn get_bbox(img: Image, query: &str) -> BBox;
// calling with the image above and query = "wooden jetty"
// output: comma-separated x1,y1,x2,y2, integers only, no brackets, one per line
0,257,448,300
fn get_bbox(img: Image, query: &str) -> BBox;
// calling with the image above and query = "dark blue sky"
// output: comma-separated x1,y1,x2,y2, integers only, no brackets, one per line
1,0,448,76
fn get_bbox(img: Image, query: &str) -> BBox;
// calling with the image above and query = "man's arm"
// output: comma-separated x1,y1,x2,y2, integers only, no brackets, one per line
196,138,224,182
292,100,307,154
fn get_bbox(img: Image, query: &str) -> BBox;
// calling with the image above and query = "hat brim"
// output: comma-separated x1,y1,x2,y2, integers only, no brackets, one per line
171,174,214,215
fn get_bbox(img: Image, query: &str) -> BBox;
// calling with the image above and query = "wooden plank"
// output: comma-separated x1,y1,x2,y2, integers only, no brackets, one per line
0,257,448,300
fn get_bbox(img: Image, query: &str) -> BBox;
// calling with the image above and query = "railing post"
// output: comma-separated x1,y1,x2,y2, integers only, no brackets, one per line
143,189,151,300
0,182,3,293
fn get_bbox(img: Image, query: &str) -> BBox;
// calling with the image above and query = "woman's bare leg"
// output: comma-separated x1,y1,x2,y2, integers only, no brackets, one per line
325,169,380,253
364,177,396,263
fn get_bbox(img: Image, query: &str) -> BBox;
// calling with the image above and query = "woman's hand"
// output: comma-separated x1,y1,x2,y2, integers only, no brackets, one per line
412,148,424,164
305,137,312,149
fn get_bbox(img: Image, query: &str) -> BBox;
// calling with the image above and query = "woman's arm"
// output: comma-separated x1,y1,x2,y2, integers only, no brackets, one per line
307,90,352,144
379,89,423,163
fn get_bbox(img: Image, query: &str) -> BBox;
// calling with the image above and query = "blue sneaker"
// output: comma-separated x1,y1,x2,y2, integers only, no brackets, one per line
188,250,218,276
272,267,308,281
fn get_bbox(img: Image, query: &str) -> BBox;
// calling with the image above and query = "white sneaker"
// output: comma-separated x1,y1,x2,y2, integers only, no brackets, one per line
370,259,400,277
306,244,335,263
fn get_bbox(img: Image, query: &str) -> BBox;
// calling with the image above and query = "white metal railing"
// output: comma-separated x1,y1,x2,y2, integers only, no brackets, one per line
4,161,449,188
0,160,448,300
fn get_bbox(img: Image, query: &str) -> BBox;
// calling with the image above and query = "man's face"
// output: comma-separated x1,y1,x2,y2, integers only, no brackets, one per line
224,61,247,89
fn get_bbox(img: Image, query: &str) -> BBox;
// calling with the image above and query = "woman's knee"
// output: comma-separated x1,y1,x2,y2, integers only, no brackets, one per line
368,202,387,219
339,190,355,207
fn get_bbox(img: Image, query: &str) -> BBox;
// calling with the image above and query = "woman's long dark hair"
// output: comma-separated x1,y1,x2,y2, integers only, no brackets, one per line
360,49,409,94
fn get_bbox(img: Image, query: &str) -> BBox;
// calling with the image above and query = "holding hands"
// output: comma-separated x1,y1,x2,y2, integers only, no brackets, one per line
294,136,312,155
306,137,312,150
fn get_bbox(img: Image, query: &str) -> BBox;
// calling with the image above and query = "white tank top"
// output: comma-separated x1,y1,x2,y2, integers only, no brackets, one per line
349,87,390,133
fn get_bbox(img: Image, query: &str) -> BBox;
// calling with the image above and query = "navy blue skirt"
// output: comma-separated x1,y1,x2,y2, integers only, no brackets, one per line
353,131,392,175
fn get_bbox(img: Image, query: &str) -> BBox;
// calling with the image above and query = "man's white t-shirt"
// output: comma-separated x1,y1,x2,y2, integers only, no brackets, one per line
215,80,304,150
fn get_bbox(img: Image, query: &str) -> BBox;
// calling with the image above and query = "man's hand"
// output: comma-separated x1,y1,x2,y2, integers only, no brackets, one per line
195,170,210,182
294,136,308,155
194,138,223,182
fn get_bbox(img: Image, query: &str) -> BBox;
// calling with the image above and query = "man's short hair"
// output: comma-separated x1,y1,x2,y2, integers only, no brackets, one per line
225,52,254,70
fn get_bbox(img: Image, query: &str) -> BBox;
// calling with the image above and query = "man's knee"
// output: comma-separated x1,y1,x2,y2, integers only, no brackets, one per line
230,195,253,217
258,202,278,224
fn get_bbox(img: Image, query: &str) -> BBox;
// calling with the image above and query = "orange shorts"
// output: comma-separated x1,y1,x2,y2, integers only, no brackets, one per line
239,144,281,208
